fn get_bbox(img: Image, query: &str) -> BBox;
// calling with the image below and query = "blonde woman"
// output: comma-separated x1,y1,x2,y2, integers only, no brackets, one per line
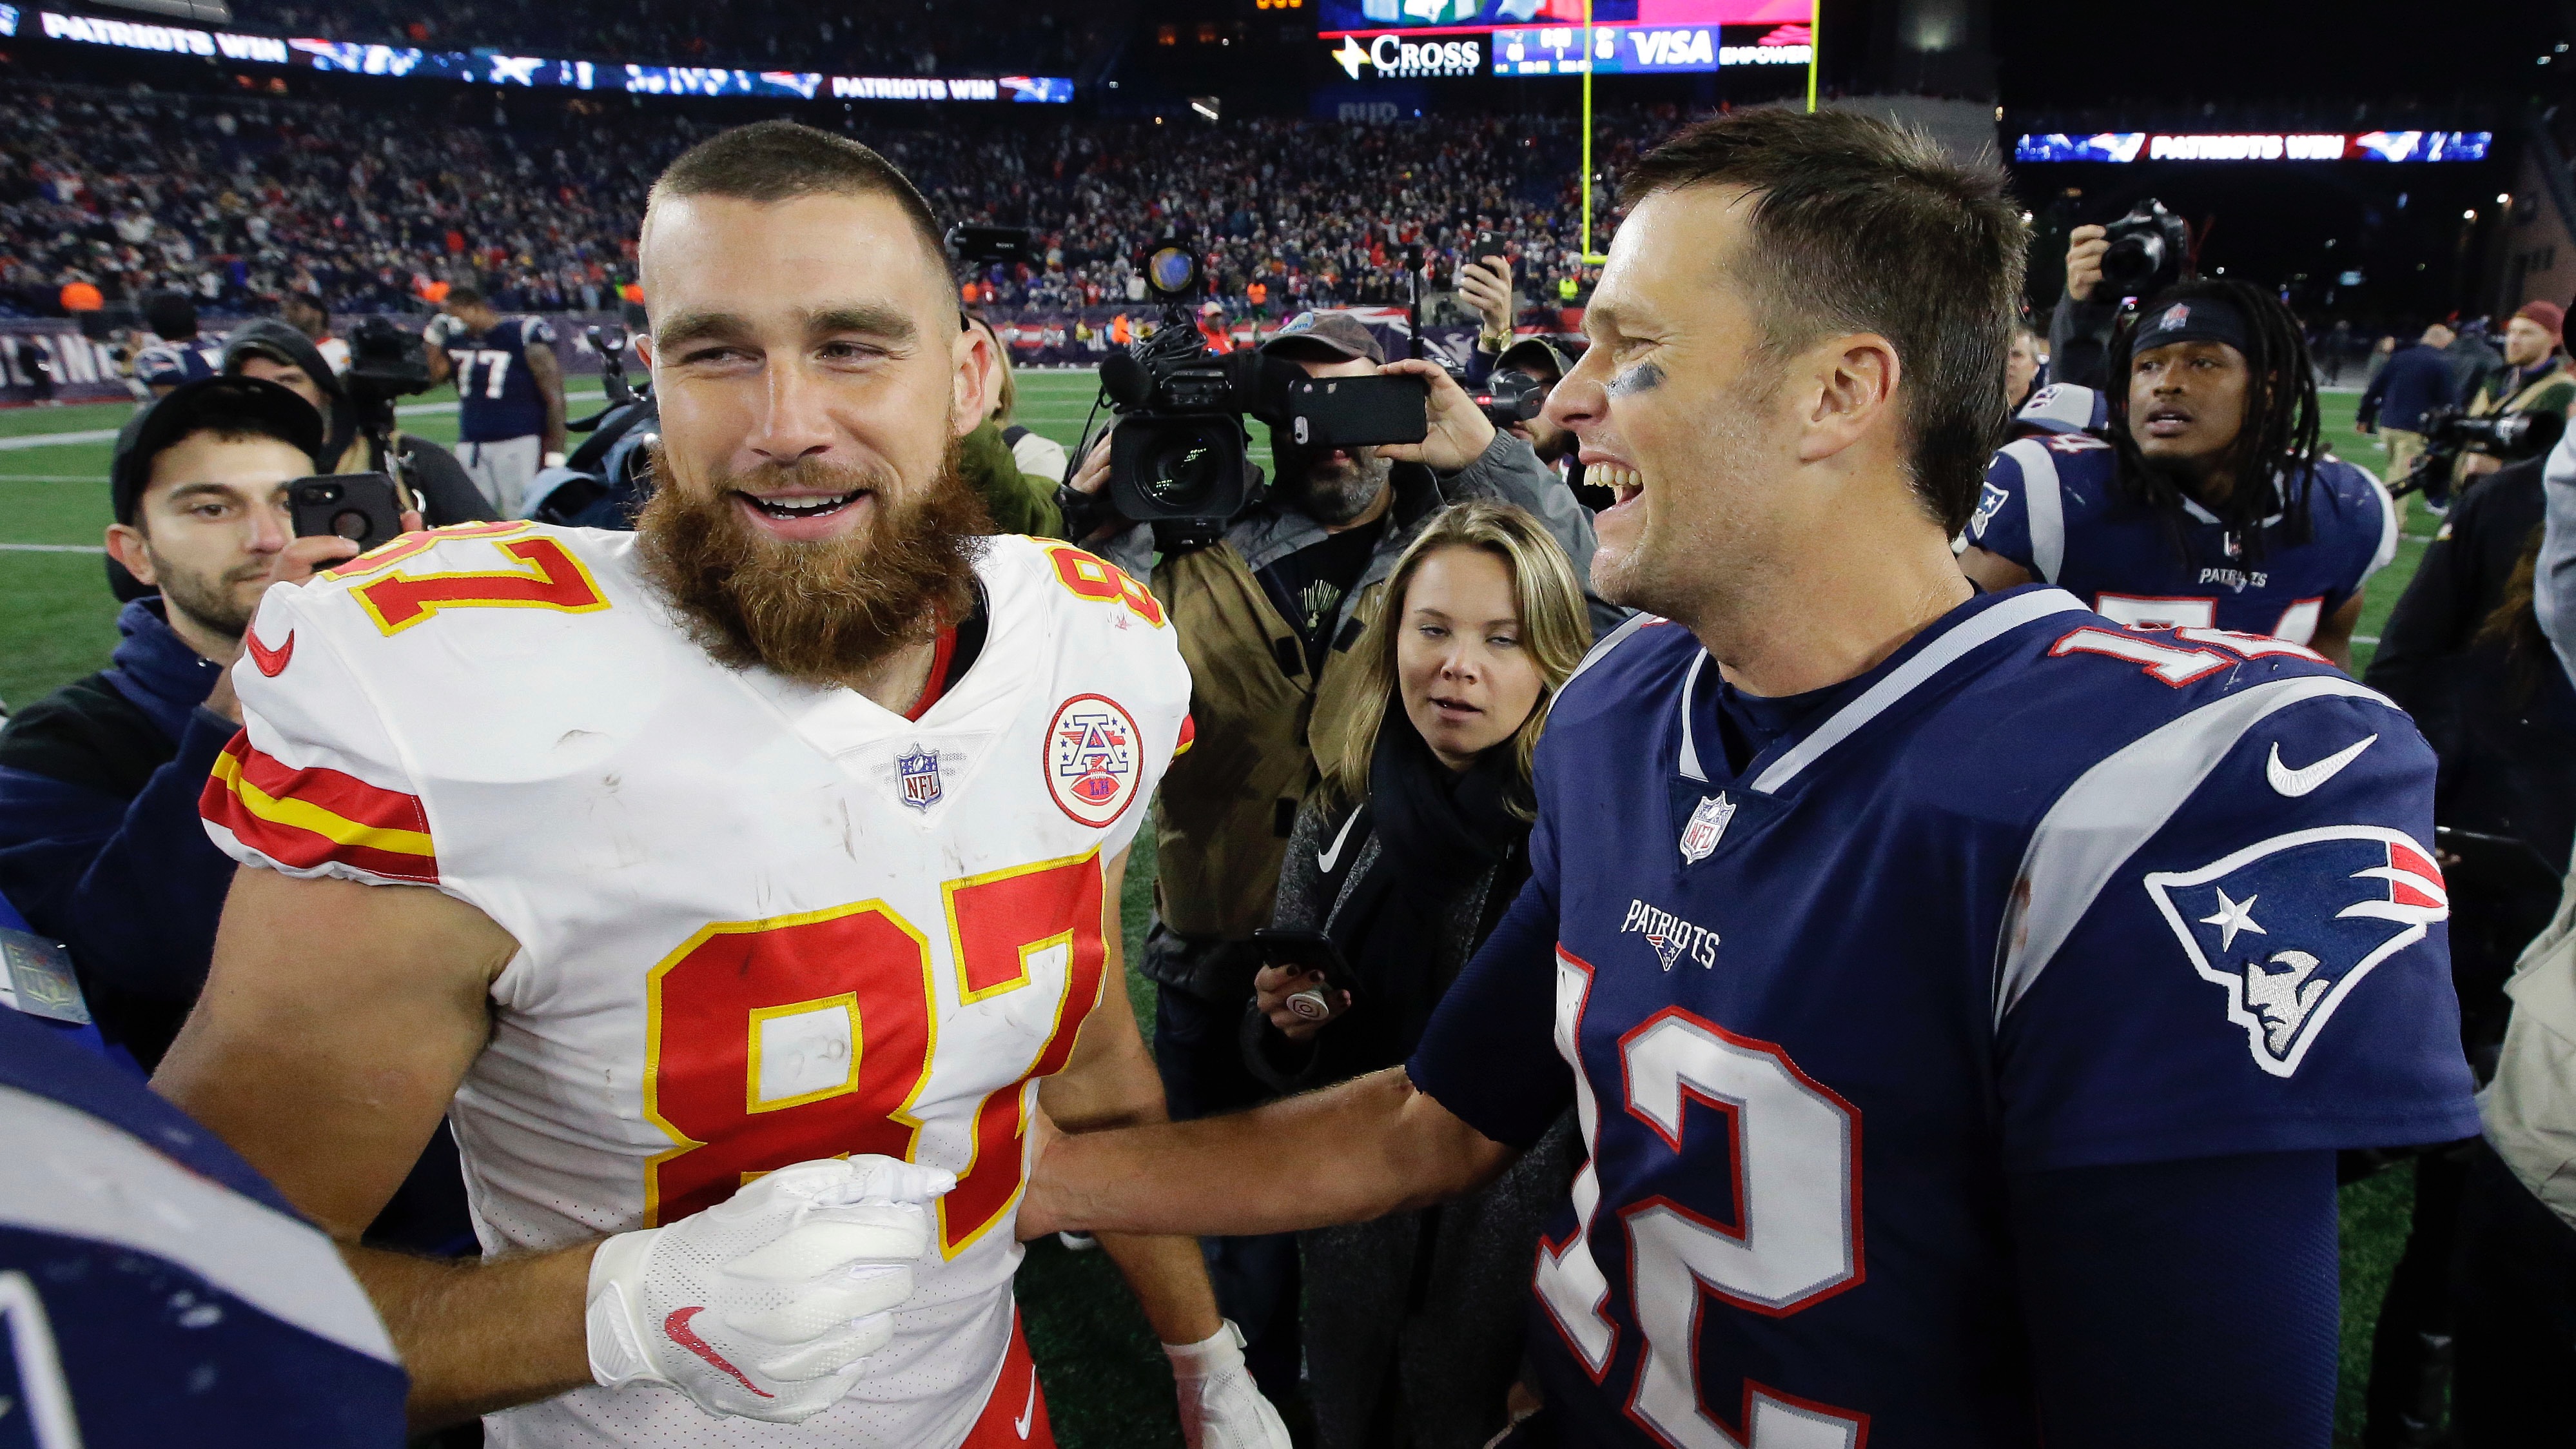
1244,498,1592,1449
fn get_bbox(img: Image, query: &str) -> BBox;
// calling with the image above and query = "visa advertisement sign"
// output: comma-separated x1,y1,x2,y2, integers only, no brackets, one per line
1488,20,1809,74
1318,0,1805,35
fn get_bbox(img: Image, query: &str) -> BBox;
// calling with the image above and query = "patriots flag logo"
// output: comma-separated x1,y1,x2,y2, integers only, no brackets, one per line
2145,826,2448,1077
1969,481,2010,538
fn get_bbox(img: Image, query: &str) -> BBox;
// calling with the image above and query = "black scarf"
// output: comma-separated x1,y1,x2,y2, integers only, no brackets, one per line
1323,704,1526,1072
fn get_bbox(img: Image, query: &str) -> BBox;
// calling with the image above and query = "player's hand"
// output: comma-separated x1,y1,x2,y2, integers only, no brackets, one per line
585,1156,954,1423
422,312,464,348
1458,257,1514,340
1254,963,1343,1041
2064,224,2108,302
1165,1321,1292,1449
1376,358,1497,473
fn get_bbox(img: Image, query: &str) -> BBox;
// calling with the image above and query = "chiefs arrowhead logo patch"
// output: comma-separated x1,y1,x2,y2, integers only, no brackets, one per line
243,626,294,677
2145,825,2448,1078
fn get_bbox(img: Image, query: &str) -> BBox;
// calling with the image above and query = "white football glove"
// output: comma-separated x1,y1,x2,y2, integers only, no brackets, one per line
585,1156,954,1424
422,312,464,347
1164,1321,1292,1449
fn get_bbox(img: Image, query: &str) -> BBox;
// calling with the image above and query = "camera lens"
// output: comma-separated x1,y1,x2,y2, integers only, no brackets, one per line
1140,421,1231,511
2100,235,2161,292
331,509,371,542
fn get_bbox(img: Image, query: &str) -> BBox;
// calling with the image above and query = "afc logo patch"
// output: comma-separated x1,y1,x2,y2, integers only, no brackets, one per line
2145,825,2448,1077
1045,694,1142,827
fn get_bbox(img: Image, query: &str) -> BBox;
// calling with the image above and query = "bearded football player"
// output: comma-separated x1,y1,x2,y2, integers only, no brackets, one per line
156,121,1288,1449
1021,110,2476,1447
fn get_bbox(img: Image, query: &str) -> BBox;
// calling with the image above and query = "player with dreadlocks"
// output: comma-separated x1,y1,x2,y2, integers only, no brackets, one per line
1961,277,2400,669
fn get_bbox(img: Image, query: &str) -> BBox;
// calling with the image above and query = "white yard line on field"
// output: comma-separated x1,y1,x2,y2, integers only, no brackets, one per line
0,542,104,553
0,389,609,453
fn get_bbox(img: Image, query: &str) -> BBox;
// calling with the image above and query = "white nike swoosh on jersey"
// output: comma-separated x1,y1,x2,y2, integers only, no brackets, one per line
2267,734,2377,797
1317,808,1363,874
1014,1372,1037,1439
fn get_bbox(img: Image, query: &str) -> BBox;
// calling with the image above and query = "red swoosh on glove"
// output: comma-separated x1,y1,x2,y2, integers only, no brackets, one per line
663,1306,774,1399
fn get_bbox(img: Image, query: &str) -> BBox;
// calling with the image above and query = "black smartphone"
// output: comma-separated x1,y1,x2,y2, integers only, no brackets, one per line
1254,926,1360,1002
1285,373,1430,452
1473,229,1503,261
289,472,404,556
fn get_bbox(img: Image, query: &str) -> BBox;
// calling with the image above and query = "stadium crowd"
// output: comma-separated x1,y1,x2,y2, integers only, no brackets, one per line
0,81,1637,324
237,0,1118,84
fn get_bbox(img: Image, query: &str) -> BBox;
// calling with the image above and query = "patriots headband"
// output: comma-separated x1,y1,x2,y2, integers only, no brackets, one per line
2131,295,2252,357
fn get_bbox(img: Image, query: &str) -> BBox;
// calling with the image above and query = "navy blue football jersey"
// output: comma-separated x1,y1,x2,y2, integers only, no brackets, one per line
447,315,556,443
134,338,219,389
0,1007,406,1445
1407,587,2477,1448
1967,388,2399,642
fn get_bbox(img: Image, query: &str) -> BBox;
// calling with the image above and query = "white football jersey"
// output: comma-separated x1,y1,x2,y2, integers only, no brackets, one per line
203,524,1191,1448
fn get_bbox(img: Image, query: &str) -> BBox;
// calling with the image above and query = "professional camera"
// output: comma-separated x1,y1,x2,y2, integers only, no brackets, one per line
2098,199,2192,299
1470,368,1546,429
1080,243,1302,537
345,315,436,401
2390,404,2567,502
533,323,661,529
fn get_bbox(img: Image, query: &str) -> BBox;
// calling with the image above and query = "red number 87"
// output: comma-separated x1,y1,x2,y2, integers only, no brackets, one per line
641,850,1106,1257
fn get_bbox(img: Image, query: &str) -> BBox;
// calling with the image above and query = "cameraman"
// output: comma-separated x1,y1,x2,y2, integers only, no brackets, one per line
2458,302,2573,487
221,319,494,528
1062,310,1615,1397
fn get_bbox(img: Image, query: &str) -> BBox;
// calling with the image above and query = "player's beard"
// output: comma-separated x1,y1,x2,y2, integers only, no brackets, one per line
634,442,991,687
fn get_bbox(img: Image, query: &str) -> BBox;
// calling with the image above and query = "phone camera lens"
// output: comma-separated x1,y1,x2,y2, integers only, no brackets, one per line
331,510,371,542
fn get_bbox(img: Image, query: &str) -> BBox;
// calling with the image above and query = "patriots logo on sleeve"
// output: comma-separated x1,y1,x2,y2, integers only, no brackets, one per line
2143,826,2448,1077
1969,481,2010,538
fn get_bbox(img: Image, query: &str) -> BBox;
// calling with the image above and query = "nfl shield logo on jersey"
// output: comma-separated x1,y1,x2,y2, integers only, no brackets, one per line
2145,825,2449,1077
1046,695,1142,827
1679,793,1735,864
895,746,942,811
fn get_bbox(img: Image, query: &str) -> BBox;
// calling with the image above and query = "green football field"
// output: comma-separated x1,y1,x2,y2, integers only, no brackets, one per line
0,372,2440,1443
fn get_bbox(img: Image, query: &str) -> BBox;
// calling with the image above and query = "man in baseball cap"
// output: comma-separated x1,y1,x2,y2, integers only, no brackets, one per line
2463,301,2574,484
0,375,417,1069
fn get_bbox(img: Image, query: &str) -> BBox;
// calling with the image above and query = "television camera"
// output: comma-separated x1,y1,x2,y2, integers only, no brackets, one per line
2388,405,2566,504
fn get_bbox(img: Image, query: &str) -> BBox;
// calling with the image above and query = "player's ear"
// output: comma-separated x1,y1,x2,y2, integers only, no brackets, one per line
951,317,997,439
1795,331,1900,467
632,331,655,370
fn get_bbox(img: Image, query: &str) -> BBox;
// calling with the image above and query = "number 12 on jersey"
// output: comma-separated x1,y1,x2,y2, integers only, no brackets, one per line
1536,948,1868,1449
642,850,1107,1256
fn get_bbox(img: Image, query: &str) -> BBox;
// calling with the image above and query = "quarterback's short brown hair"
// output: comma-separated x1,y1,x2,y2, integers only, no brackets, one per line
1623,108,2028,535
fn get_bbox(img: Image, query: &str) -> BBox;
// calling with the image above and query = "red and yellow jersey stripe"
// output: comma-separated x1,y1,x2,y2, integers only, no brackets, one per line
199,733,439,885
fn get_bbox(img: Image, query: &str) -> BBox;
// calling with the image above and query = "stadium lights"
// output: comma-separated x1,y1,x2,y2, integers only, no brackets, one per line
2463,209,2477,221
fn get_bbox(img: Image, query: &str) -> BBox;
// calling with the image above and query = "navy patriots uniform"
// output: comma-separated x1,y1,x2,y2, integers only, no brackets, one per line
133,338,219,389
1407,587,2476,1446
0,1007,406,1444
1967,386,2398,642
446,315,556,443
